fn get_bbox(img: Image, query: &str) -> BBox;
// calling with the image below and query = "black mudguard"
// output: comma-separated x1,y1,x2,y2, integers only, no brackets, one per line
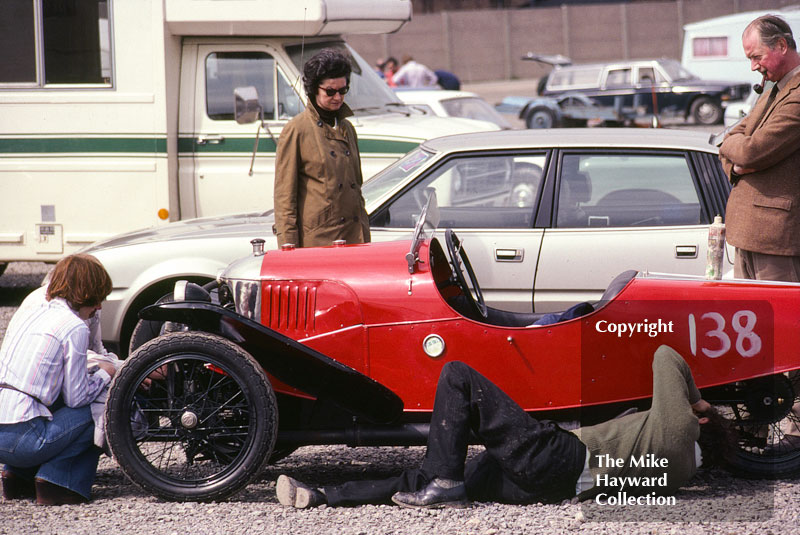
139,302,404,425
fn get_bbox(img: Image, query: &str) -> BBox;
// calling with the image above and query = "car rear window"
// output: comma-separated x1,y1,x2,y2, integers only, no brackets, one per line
548,67,602,90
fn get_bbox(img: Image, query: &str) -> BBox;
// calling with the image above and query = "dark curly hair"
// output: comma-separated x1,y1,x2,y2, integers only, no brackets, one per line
697,406,738,469
302,48,352,100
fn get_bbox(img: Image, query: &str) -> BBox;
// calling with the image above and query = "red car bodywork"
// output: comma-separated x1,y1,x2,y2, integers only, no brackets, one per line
257,237,789,416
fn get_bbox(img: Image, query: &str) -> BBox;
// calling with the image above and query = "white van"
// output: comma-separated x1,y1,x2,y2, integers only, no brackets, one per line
0,0,497,274
682,6,800,84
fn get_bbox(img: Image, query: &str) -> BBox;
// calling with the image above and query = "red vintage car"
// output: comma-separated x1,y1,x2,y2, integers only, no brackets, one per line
105,195,800,501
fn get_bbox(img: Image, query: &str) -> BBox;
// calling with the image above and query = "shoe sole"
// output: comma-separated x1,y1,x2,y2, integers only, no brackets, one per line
275,475,297,507
391,495,470,509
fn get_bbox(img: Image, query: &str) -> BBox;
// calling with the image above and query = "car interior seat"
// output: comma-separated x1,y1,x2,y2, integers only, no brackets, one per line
556,159,592,227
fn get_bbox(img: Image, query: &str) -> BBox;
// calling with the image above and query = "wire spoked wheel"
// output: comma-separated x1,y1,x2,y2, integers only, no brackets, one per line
106,332,278,501
714,373,800,479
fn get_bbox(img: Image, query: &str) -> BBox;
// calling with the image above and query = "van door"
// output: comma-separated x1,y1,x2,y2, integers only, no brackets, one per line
182,43,304,218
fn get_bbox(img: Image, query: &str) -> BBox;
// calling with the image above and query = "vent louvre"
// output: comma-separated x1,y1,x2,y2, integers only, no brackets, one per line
263,282,317,334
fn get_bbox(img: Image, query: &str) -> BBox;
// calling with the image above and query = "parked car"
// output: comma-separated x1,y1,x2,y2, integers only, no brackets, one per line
83,128,732,356
724,86,759,127
395,89,513,129
104,193,800,501
509,56,751,127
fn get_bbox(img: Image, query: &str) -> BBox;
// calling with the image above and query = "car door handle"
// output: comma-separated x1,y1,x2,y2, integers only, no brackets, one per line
495,248,524,262
675,245,697,258
196,134,225,145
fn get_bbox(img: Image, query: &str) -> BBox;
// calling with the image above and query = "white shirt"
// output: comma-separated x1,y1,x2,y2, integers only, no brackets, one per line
0,294,110,423
393,61,438,88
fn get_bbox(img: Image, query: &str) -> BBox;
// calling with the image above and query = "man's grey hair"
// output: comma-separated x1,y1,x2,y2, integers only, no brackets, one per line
745,14,796,51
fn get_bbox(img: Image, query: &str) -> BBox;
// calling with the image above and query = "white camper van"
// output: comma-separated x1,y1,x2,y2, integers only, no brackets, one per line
0,0,497,274
682,6,800,84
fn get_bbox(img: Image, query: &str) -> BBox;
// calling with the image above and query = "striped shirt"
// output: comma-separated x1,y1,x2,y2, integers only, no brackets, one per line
0,295,110,423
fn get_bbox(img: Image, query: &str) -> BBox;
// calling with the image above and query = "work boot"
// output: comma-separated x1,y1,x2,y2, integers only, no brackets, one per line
34,479,88,505
1,470,36,500
391,478,469,509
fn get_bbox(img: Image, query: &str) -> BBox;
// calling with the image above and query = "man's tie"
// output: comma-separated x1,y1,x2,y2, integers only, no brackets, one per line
756,83,780,129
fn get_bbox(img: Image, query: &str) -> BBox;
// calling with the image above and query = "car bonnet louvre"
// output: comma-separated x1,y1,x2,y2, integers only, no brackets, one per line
262,282,317,334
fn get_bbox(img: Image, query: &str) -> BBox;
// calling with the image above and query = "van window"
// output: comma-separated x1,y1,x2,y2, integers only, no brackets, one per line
693,37,728,58
205,52,302,121
0,0,112,86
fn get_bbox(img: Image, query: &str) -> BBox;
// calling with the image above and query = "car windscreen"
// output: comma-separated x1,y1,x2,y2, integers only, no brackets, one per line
363,148,433,207
658,59,698,82
440,97,511,129
285,41,403,115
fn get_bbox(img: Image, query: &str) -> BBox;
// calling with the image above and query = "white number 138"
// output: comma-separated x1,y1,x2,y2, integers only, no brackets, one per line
688,310,761,359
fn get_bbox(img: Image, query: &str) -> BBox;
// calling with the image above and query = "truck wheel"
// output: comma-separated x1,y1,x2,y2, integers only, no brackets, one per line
715,373,800,479
691,97,723,125
525,107,556,129
106,331,278,501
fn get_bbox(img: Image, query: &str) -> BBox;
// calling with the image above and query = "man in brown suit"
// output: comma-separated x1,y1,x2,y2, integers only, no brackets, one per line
719,15,800,281
274,49,370,248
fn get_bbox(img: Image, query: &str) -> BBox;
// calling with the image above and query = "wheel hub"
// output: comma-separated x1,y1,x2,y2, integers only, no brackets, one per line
180,411,199,429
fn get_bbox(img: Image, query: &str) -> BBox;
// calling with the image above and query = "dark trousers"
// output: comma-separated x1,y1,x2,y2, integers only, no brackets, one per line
325,361,585,506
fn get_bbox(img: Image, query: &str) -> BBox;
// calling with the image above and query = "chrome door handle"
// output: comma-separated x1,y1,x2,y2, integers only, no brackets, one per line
495,248,524,262
675,245,697,258
197,134,225,145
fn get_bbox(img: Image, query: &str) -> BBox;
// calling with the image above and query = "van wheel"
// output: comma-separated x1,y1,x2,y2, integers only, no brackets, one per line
106,332,278,501
691,97,723,125
525,107,556,129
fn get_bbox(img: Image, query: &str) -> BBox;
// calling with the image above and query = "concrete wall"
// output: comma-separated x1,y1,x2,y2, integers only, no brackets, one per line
345,0,799,83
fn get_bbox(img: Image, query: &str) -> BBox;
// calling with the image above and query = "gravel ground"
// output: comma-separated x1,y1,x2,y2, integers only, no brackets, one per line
3,259,800,535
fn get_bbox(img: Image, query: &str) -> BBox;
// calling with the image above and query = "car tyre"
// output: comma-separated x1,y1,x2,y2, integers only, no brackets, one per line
715,373,800,479
691,96,723,125
525,107,557,129
106,331,278,502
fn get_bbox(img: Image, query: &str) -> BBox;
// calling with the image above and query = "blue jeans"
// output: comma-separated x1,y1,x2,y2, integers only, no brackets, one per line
0,405,100,499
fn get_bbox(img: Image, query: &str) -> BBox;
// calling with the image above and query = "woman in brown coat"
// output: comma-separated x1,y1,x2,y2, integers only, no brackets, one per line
274,48,371,248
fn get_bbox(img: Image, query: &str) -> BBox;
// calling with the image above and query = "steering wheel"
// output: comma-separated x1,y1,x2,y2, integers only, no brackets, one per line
445,229,487,319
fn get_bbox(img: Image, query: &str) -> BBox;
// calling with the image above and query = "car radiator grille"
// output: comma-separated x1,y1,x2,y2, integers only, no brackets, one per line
262,282,317,334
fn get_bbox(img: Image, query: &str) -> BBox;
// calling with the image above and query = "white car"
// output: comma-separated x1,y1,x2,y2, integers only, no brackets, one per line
724,87,759,127
84,128,732,355
395,89,512,129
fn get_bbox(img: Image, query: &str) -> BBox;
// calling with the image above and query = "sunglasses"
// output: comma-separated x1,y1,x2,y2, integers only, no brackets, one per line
320,86,349,97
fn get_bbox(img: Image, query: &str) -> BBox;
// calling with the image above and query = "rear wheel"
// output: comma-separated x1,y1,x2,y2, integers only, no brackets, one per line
525,107,556,129
714,373,800,479
691,96,723,125
106,331,278,501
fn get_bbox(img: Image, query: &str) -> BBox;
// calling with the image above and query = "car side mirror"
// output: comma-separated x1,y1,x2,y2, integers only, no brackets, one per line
234,86,262,125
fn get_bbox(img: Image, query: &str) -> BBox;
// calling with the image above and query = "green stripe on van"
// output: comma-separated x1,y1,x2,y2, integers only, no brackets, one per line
0,138,167,153
179,137,419,155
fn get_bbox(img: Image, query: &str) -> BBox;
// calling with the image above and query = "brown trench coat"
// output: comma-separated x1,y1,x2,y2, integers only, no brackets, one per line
719,70,800,256
274,103,371,248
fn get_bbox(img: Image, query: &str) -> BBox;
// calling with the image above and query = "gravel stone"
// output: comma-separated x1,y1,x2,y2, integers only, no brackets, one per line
2,261,800,534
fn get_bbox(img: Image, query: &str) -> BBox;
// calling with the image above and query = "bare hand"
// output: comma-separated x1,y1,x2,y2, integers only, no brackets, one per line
96,361,117,378
733,164,756,175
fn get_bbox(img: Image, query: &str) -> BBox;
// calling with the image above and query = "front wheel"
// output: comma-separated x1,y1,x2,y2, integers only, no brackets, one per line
106,331,278,501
